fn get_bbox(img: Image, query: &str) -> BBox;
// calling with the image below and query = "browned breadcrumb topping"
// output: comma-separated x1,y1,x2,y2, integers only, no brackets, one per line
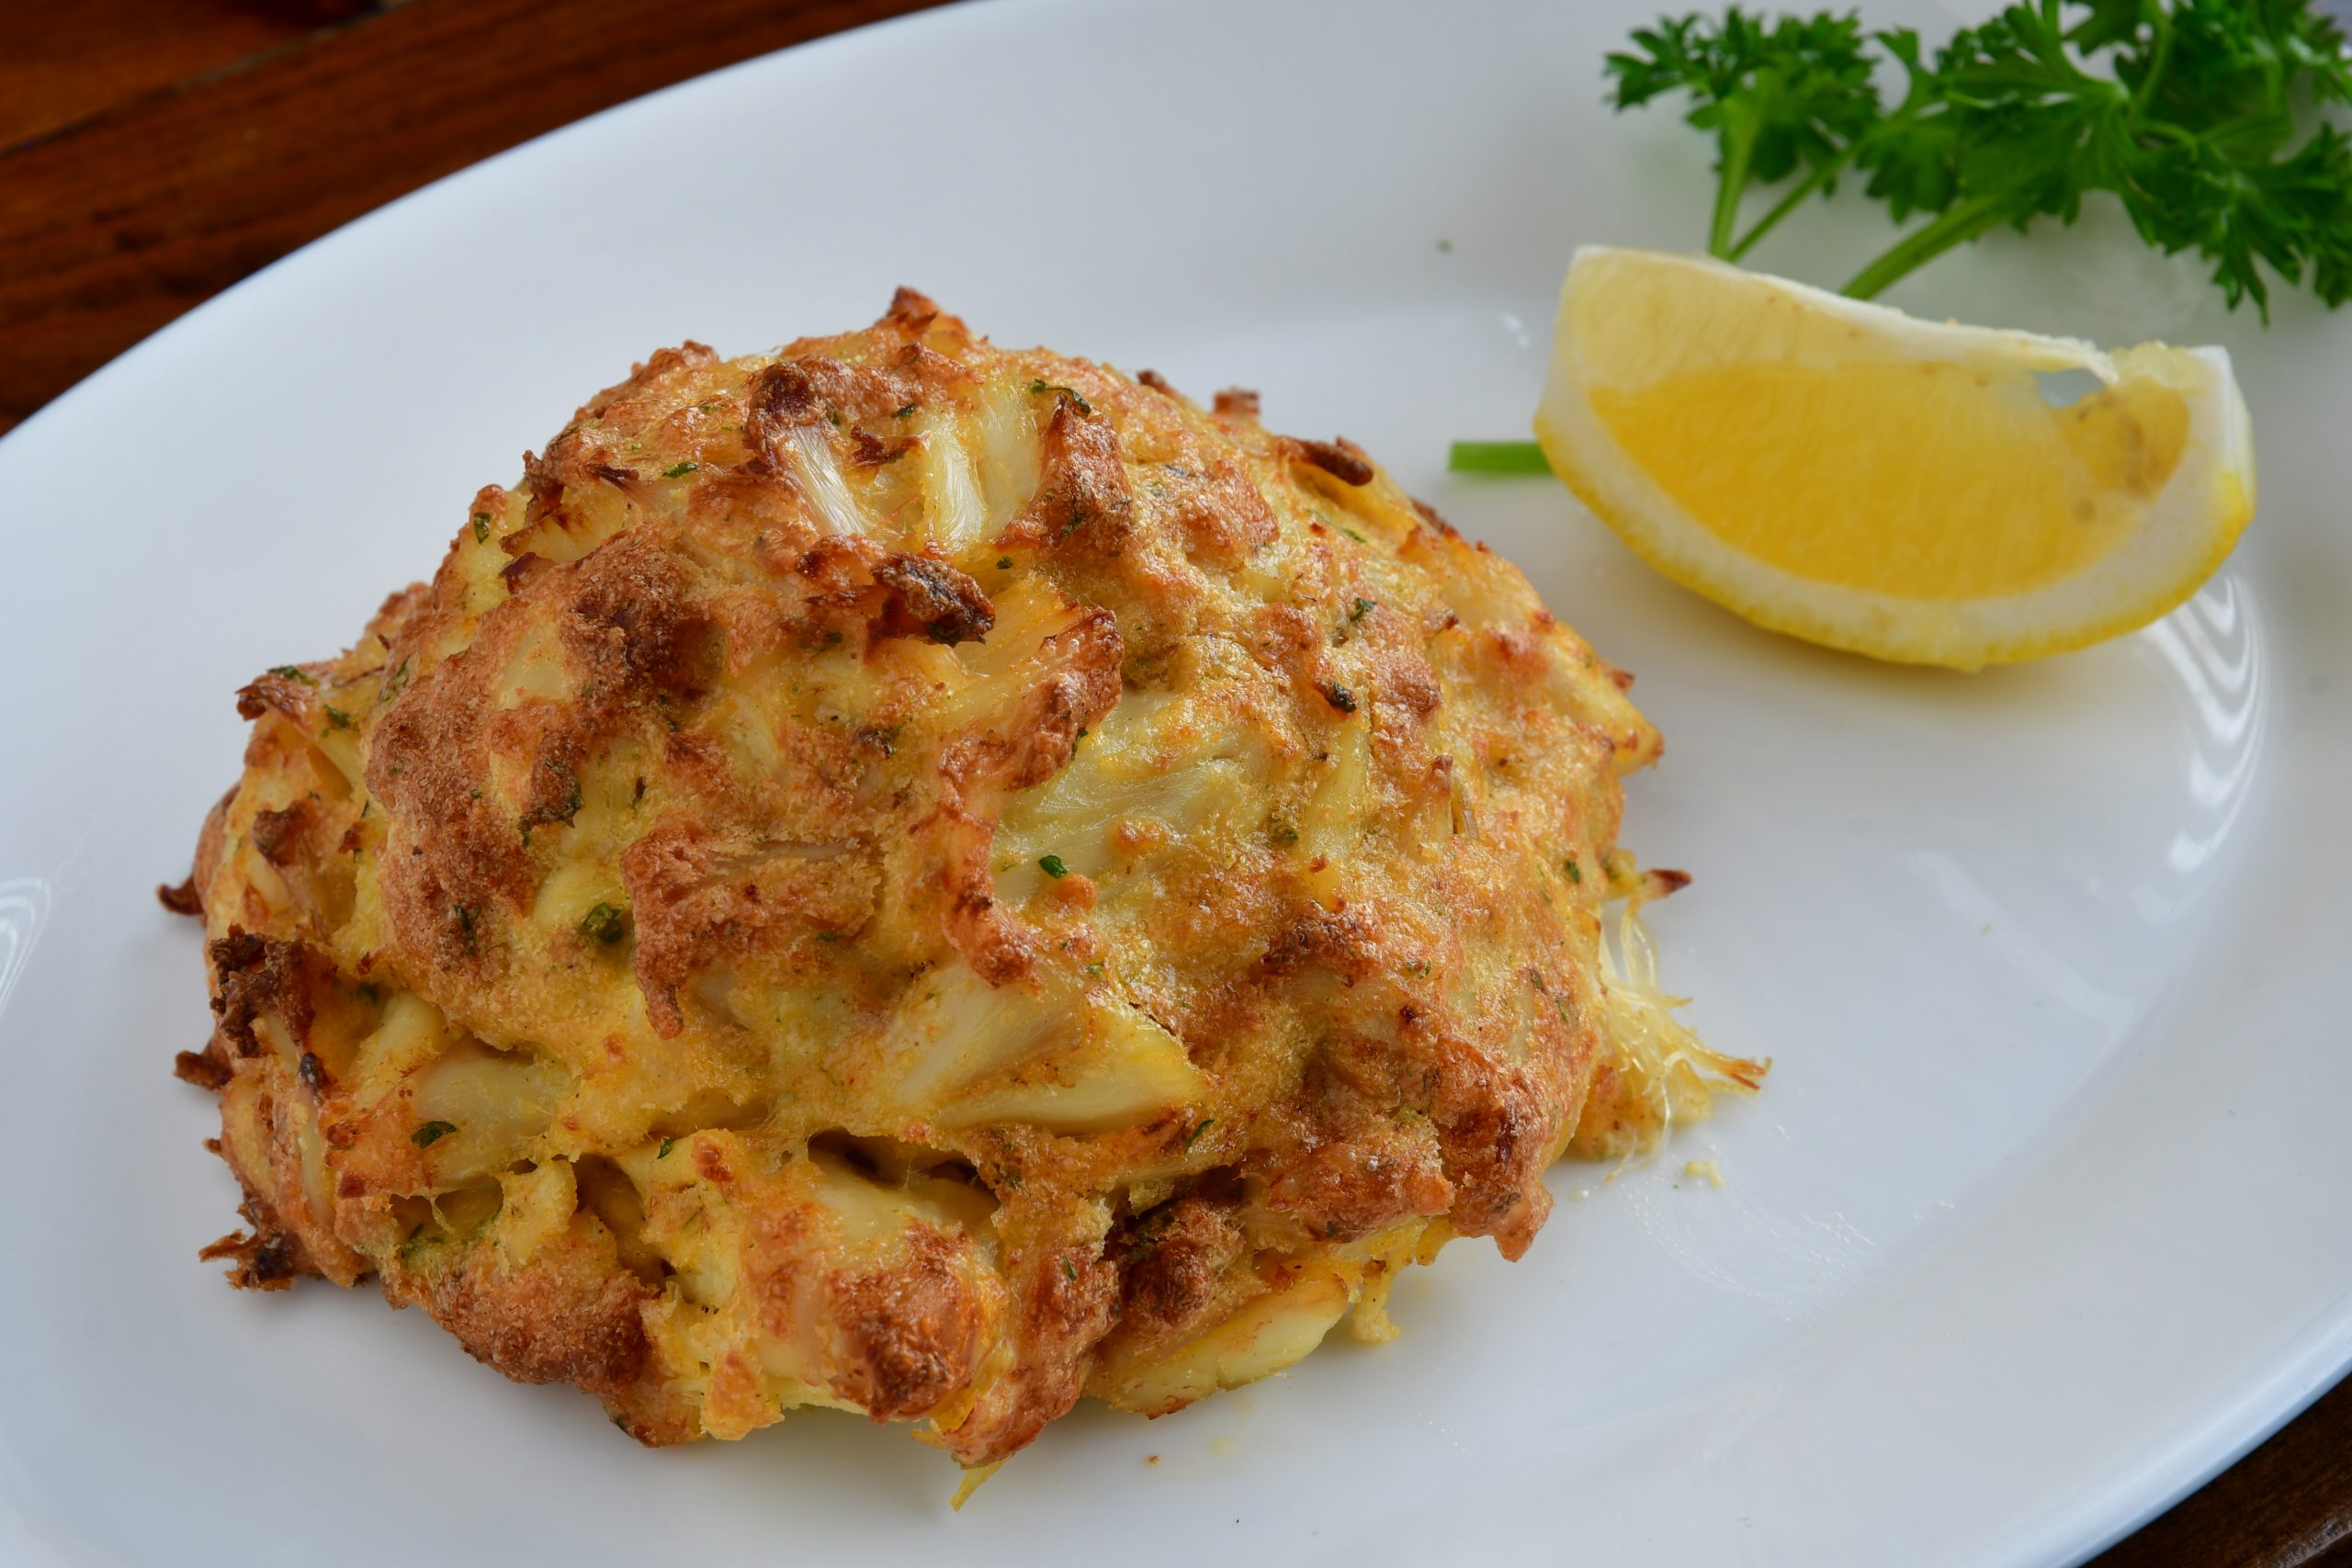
170,292,1724,1472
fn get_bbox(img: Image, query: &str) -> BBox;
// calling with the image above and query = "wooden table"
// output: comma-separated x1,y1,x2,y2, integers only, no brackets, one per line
4,3,2347,1561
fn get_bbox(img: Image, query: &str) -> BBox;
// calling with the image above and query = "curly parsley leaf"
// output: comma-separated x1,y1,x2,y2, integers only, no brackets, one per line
1457,2,2349,474
1610,0,2352,319
1609,8,1883,255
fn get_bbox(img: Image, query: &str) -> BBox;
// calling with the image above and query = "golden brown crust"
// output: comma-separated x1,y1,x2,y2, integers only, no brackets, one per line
1118,1195,1247,1339
408,1225,654,1396
825,1224,989,1420
174,293,1684,1470
1290,436,1376,487
198,1190,315,1292
934,1193,1118,1464
999,397,1135,556
621,817,880,1038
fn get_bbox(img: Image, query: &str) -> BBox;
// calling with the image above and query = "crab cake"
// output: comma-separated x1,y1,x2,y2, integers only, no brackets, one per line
170,292,1756,1469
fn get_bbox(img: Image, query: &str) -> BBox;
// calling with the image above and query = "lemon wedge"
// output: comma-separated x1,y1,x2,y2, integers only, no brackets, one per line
1532,246,2256,670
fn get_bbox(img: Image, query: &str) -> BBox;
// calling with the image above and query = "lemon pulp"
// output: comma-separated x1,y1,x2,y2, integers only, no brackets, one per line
1590,366,2190,598
1536,246,2255,669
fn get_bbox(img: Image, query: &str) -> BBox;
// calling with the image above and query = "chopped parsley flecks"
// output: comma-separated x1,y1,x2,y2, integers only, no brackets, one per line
412,1120,458,1148
658,1137,677,1159
1184,1117,1216,1151
322,705,353,730
662,460,699,479
471,513,491,543
269,665,316,685
1325,684,1358,714
1028,379,1092,416
577,902,630,945
1038,853,1070,879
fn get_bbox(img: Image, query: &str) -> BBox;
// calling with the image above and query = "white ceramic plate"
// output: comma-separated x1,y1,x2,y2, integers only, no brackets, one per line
4,1,2348,1562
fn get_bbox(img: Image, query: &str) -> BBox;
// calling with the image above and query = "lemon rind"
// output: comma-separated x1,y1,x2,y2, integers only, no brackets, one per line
1534,246,2256,671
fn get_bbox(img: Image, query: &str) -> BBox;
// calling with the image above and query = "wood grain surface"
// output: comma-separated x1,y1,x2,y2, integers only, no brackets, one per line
0,0,937,433
1,2,2346,1561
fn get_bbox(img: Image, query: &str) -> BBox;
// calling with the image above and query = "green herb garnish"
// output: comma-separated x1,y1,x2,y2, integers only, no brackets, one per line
1028,378,1093,415
1038,853,1070,878
322,705,352,730
1447,441,1555,475
1613,1,2352,313
269,665,316,684
1454,2,2352,474
378,658,412,705
472,513,491,543
659,1137,677,1158
577,902,630,944
662,460,699,479
412,1121,458,1148
1184,1118,1216,1151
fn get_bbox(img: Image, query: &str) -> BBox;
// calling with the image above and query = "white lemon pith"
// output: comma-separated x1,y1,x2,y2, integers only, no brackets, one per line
1532,246,2256,670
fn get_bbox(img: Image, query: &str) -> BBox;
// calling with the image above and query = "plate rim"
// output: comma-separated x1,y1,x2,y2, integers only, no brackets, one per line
1,1,2346,1562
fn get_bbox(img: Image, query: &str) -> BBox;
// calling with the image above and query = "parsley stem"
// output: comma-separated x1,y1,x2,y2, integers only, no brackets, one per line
1709,110,1762,259
1728,141,1860,262
1448,440,1553,475
1841,195,2007,300
2133,10,2175,113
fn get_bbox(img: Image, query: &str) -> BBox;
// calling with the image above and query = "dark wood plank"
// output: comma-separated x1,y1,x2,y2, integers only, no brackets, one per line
2091,1372,2352,1567
0,0,944,427
0,0,379,152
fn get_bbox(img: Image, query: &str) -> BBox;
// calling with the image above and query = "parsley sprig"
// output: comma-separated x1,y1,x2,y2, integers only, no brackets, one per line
1609,10,1883,262
1611,0,2352,315
1450,1,2351,475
